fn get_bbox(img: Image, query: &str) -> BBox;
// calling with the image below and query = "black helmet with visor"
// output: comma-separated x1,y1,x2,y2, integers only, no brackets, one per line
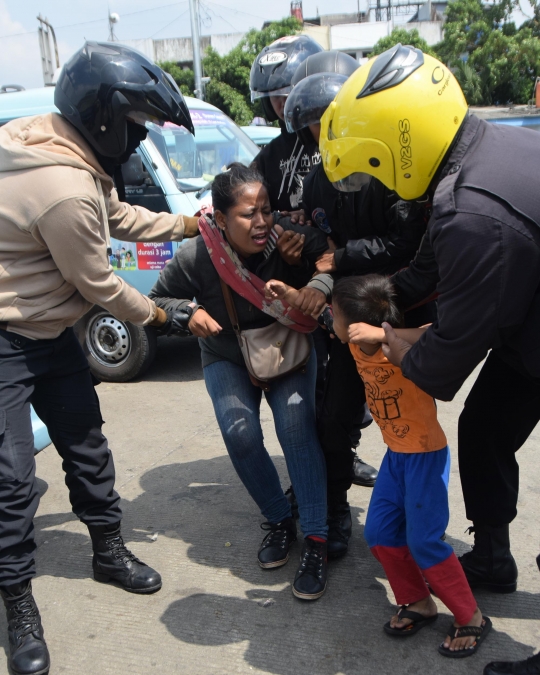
284,51,359,145
249,35,324,122
55,41,194,160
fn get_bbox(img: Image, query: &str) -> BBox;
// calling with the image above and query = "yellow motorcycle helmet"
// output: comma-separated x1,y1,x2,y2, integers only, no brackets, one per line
320,44,468,200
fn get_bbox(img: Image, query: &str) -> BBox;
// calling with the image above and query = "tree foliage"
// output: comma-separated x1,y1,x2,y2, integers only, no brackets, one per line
371,0,540,105
160,17,301,125
436,0,540,104
371,28,438,56
157,61,194,97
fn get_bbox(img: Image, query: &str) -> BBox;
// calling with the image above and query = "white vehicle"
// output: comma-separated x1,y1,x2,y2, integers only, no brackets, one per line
0,86,260,384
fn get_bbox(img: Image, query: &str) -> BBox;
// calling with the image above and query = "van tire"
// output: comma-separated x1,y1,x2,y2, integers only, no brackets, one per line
74,306,157,382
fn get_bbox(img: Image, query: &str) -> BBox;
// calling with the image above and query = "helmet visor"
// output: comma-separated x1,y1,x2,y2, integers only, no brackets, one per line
284,73,348,133
250,85,292,102
126,111,164,127
332,172,372,192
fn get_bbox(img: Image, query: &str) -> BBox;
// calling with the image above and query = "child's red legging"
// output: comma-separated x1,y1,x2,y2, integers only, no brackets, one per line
364,446,477,625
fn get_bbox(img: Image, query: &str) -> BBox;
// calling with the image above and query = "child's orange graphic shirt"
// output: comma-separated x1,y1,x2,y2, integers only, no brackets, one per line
349,344,447,453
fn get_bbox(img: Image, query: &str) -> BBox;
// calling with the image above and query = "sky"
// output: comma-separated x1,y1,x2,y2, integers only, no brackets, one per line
0,0,534,89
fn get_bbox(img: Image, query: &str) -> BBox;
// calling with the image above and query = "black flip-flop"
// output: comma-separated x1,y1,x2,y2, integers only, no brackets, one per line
384,606,438,637
438,615,492,658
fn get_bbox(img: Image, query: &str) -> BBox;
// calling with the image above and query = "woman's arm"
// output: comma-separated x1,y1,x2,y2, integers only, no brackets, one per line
265,279,326,318
148,241,222,337
348,322,431,346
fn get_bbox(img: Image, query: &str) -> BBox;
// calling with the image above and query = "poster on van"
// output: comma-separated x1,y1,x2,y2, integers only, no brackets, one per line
136,242,173,270
109,240,137,271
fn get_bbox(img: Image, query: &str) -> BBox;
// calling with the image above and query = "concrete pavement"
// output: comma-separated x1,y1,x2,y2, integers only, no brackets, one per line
1,335,539,675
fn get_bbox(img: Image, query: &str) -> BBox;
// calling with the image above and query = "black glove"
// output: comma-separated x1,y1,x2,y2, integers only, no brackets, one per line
156,304,200,337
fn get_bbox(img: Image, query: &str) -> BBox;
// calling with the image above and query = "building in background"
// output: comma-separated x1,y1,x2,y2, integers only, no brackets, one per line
301,0,446,61
127,0,446,72
123,32,244,67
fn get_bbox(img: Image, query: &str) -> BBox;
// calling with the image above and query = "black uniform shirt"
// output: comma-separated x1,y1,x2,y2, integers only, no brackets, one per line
254,123,320,212
399,115,540,401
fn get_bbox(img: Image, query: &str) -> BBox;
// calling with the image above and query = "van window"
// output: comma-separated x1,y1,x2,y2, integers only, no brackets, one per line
147,108,259,190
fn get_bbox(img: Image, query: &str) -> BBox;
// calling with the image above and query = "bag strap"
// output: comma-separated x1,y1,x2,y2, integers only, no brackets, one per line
218,278,270,391
219,278,241,334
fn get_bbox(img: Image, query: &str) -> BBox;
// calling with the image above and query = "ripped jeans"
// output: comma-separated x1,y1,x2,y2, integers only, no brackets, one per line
203,349,328,539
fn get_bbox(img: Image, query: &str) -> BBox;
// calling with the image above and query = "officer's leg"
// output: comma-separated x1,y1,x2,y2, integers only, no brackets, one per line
318,338,375,557
32,329,161,594
0,329,49,674
458,350,540,593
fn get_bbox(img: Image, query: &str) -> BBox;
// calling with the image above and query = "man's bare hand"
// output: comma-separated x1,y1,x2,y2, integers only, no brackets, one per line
275,224,305,266
348,323,385,345
188,308,222,338
280,209,311,226
287,287,326,318
315,237,338,273
381,322,412,367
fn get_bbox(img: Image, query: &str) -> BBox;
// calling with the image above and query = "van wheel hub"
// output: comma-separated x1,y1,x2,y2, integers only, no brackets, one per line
86,313,132,368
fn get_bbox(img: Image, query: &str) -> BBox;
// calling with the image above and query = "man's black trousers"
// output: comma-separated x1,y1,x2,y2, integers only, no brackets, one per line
316,334,371,496
459,350,540,526
0,327,121,585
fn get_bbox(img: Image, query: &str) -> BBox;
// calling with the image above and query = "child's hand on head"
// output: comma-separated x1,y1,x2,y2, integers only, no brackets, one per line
264,279,292,301
348,323,386,345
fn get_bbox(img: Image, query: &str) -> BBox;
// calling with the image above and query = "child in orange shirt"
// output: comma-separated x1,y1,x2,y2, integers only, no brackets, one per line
265,274,491,658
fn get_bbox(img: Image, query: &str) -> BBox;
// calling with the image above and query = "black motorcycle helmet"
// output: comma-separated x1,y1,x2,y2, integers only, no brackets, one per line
284,51,359,145
249,35,324,122
55,41,195,160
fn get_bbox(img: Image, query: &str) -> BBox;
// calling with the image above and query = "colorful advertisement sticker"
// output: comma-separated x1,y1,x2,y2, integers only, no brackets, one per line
136,242,173,270
109,239,137,271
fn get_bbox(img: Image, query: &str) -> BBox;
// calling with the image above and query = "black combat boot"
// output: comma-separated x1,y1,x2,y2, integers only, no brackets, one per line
293,538,328,600
327,492,352,559
257,518,297,569
1,580,50,675
88,523,162,593
459,523,518,593
351,452,378,487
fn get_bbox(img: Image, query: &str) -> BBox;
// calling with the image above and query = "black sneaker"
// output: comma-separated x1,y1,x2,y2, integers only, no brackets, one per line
327,503,352,559
257,518,297,569
351,453,378,487
293,538,328,600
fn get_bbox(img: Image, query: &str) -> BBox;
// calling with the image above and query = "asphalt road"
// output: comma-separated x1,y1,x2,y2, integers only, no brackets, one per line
1,335,538,675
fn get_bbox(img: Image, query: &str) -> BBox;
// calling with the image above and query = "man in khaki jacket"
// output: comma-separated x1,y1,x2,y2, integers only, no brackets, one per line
0,42,198,675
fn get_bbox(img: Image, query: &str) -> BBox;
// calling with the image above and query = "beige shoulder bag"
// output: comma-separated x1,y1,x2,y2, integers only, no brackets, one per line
219,279,311,391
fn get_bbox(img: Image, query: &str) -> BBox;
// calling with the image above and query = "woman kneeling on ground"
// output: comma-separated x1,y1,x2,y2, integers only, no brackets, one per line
149,164,330,600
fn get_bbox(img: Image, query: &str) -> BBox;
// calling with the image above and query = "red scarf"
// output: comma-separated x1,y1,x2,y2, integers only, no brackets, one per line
198,215,318,334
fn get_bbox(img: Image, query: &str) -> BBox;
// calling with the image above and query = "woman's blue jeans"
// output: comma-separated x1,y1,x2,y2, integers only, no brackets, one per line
203,350,328,539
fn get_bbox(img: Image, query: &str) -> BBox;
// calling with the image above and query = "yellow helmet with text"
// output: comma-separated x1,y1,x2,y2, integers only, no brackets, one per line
319,44,468,200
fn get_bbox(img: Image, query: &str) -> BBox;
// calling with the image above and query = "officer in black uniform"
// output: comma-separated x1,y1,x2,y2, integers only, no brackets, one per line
284,50,429,557
250,35,323,213
320,44,540,625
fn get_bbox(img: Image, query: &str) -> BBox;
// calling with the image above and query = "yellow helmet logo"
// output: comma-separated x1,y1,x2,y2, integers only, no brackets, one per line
320,45,468,200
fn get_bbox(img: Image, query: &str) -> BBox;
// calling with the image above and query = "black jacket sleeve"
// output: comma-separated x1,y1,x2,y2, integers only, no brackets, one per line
401,210,540,401
333,188,428,276
391,232,440,310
